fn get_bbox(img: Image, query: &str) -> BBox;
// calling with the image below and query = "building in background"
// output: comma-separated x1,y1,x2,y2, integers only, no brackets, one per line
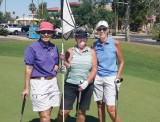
15,17,39,25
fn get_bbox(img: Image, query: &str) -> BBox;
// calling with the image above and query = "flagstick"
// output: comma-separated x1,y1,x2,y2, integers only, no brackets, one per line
60,1,64,122
61,11,65,122
61,39,65,122
61,0,76,120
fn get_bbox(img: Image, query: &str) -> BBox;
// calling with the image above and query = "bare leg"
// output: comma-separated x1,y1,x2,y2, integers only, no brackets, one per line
56,109,70,122
76,110,86,122
97,101,106,122
106,105,121,122
39,108,52,122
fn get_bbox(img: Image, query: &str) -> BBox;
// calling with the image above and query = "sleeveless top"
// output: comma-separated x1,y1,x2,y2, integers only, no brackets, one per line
65,46,92,85
94,37,118,77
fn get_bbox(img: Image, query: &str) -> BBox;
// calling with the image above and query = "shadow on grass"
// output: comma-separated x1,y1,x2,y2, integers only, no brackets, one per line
29,115,98,122
66,115,98,122
86,115,98,122
29,118,55,122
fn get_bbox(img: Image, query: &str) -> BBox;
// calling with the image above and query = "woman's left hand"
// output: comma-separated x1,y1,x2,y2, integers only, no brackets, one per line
78,80,89,91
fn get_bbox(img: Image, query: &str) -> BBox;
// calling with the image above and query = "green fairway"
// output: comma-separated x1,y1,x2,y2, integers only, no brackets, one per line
0,39,160,122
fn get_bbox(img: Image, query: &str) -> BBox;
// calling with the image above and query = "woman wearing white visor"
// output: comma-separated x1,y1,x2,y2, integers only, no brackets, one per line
92,20,124,122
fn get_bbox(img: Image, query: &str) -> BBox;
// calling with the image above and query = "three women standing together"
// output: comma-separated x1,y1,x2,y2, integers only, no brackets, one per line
21,20,124,122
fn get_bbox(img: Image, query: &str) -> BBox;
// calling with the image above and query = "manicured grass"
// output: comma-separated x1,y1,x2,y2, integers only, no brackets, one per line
0,39,160,122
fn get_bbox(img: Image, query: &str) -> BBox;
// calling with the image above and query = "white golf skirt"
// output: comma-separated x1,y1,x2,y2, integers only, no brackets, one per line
30,77,60,112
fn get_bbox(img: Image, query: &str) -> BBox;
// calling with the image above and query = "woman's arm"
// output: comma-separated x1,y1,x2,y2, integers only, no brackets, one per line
21,65,33,99
115,40,124,79
86,48,97,83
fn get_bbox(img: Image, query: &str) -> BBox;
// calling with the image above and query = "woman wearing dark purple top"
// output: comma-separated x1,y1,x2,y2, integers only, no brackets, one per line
21,21,60,122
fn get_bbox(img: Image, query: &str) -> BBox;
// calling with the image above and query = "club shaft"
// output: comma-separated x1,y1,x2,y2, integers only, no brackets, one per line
115,82,118,122
21,98,26,114
78,91,82,110
20,94,26,122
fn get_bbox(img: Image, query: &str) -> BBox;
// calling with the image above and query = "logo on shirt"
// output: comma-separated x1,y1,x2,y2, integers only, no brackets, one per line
50,52,54,56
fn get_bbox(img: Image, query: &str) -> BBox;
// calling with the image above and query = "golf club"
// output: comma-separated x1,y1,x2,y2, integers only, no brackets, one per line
115,78,123,122
20,94,26,122
75,80,83,117
77,89,82,111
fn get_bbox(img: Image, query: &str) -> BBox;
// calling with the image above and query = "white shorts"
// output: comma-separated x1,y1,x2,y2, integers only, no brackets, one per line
30,77,60,112
93,75,116,105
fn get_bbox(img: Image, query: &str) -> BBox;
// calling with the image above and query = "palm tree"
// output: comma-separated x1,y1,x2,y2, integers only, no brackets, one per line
29,1,37,24
29,2,37,16
38,2,47,20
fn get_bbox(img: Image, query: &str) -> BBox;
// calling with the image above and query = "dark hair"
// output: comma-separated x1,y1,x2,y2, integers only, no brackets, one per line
75,27,88,38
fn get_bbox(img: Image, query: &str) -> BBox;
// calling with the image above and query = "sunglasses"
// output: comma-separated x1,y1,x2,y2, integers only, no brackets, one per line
40,30,53,34
97,27,107,31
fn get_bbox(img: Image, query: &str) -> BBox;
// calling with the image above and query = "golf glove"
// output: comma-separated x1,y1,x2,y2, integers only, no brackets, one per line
80,80,89,90
115,79,121,91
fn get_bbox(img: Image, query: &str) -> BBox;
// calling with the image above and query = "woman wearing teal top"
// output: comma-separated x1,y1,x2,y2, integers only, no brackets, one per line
92,20,124,122
57,27,97,122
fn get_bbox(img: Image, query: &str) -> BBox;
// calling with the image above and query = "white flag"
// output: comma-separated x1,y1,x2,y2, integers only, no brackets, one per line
61,0,76,40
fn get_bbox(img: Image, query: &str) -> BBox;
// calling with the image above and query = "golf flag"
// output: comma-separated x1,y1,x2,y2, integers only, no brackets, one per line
61,0,76,40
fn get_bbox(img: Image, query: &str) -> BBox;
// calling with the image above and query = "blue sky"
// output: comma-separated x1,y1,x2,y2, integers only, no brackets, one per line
0,0,77,18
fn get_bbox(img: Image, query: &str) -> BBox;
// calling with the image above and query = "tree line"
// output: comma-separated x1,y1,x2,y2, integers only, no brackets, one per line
0,0,159,32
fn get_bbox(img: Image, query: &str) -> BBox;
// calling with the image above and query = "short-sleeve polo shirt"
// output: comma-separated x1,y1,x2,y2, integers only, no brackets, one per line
24,39,59,77
94,37,118,77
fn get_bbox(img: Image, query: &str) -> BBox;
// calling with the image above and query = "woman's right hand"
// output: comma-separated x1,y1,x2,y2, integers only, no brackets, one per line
21,89,29,100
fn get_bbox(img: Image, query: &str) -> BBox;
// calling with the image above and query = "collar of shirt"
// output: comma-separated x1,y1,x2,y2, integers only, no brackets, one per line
97,38,109,46
74,46,89,54
38,39,54,50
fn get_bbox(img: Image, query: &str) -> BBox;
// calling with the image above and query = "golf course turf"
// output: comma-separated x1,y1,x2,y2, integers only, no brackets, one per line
0,39,160,122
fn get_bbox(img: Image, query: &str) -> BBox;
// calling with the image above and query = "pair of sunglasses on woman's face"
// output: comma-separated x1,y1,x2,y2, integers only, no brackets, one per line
97,27,107,32
40,30,53,34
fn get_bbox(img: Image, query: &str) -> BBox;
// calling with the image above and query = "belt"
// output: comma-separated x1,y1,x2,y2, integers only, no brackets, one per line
31,76,55,80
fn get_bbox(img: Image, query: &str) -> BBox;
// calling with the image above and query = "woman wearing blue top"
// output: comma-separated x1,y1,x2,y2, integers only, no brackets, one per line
21,21,60,122
92,20,124,122
57,27,97,122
